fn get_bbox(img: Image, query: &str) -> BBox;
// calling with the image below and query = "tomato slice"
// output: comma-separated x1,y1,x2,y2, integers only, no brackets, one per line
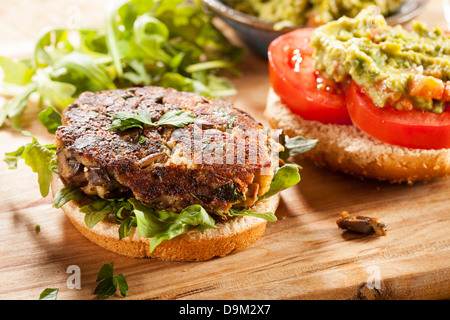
347,81,450,150
268,28,351,125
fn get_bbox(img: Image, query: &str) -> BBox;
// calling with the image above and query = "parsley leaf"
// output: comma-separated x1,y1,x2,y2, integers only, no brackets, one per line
4,131,57,197
53,185,85,208
80,198,132,229
279,135,318,161
157,109,197,127
110,109,196,131
39,288,59,300
228,208,277,222
94,262,128,299
258,164,301,201
118,215,137,240
38,106,62,134
0,0,242,129
129,199,217,253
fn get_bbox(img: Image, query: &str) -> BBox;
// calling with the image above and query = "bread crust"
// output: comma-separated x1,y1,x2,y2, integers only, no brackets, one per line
265,88,450,183
51,175,280,261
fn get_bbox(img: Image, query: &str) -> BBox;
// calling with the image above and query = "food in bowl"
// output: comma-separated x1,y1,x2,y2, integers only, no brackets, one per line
223,0,404,27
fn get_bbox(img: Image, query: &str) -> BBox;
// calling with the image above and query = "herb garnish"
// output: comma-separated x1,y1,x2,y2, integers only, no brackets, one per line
94,262,128,299
38,106,62,134
39,288,59,300
0,0,242,130
4,131,57,197
279,135,318,161
109,109,196,131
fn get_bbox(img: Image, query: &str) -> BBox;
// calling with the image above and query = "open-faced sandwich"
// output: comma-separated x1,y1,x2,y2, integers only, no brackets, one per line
265,6,450,183
7,86,316,261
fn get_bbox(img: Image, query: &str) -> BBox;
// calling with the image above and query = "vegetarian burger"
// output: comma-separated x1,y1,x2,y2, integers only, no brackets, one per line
51,86,314,261
265,6,450,182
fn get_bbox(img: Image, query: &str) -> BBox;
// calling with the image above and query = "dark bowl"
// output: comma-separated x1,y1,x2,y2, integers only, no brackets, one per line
200,0,429,58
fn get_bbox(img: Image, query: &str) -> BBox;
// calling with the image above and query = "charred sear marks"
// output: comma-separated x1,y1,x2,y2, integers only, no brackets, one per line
56,86,281,214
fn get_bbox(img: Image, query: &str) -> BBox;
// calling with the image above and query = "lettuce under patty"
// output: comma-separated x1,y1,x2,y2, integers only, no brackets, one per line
53,184,281,253
5,131,314,253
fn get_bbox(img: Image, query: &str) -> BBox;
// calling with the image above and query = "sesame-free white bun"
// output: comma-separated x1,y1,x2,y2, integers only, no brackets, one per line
51,175,280,261
265,87,450,183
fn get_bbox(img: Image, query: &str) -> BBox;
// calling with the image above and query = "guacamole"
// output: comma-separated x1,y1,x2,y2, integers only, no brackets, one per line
224,0,403,27
311,6,450,113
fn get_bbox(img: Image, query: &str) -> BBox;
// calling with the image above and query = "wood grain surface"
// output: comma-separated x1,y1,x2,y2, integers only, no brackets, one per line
0,0,449,300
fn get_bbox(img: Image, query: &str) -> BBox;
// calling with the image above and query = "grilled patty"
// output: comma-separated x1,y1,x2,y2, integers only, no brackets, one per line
55,86,282,214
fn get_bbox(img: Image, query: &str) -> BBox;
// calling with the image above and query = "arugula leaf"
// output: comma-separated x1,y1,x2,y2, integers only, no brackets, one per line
80,197,132,229
279,135,318,161
94,262,128,299
39,288,59,300
53,52,116,91
0,82,38,129
0,0,242,129
53,185,85,209
118,215,137,240
156,109,197,127
38,106,62,134
110,109,196,131
129,199,217,253
228,208,277,222
3,145,25,169
258,164,301,201
110,110,151,131
4,132,57,197
0,56,34,85
34,69,77,108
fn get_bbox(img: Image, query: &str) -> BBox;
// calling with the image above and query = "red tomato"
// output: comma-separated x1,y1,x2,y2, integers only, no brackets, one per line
268,28,351,125
347,81,450,150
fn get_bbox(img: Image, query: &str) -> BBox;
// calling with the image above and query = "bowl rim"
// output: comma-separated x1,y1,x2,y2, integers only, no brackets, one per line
199,0,429,31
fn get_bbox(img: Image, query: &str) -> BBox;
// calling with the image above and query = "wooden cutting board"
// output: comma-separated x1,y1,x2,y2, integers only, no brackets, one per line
0,0,449,300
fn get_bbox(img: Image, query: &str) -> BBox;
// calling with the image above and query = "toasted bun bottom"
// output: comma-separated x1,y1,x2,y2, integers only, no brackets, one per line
265,88,450,183
51,175,280,261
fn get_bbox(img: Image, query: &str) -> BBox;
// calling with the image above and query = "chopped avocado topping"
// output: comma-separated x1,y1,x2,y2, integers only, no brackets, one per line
311,6,450,113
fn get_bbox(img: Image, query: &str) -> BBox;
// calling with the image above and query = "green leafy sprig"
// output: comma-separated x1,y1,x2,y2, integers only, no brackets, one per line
94,262,128,299
0,0,243,129
279,135,318,161
109,109,196,131
4,131,57,197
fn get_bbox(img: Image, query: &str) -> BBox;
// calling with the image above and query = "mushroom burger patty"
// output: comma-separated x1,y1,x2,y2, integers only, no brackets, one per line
55,86,282,214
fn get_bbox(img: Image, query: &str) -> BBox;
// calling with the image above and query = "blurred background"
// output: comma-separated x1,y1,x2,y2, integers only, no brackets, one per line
0,0,446,57
0,0,110,56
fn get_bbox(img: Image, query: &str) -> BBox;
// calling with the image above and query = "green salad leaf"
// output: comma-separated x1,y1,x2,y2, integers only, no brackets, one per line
52,186,219,252
94,262,128,299
38,288,59,300
53,185,85,208
110,109,196,131
4,131,57,197
129,199,217,253
228,207,277,222
80,198,132,229
279,135,318,161
258,163,301,201
43,131,318,254
0,82,38,130
0,56,34,86
0,0,242,129
38,106,62,134
118,215,137,240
